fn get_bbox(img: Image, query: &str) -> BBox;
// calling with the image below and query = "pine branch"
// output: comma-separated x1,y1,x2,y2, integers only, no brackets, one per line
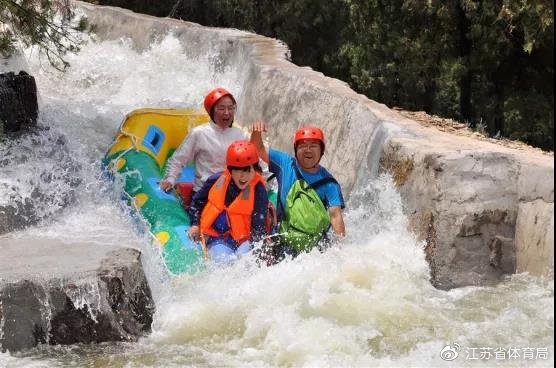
0,0,83,70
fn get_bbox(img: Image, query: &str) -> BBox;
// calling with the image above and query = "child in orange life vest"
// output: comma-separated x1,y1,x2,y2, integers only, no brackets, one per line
187,141,269,263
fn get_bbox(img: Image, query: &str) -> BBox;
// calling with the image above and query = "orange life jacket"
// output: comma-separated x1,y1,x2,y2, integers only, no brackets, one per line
200,170,265,243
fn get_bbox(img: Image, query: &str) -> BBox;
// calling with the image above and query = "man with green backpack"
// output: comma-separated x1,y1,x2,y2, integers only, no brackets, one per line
250,122,345,261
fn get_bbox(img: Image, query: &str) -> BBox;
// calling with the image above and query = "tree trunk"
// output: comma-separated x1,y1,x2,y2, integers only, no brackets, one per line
456,2,473,126
492,68,505,136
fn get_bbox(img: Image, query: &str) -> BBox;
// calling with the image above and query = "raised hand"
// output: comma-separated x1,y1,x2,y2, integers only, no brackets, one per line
250,121,267,133
250,121,269,164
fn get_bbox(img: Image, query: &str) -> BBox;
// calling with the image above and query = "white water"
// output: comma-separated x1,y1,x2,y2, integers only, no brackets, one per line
0,32,553,367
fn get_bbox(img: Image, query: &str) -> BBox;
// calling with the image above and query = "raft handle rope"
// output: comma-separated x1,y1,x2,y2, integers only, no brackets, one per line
107,110,206,172
107,110,212,271
106,115,140,171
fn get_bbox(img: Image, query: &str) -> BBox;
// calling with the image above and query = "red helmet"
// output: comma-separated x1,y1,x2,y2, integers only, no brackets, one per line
226,141,259,167
204,87,235,115
293,126,325,153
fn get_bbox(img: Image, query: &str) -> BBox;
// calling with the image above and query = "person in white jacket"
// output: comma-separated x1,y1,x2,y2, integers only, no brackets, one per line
160,87,247,193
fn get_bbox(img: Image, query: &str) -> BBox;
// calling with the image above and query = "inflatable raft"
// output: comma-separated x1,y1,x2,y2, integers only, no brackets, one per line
103,108,278,275
103,108,211,274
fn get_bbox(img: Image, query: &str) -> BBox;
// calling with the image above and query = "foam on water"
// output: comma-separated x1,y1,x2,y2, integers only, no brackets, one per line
0,28,553,367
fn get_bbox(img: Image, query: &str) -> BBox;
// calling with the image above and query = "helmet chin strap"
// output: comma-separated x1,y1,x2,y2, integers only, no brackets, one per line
312,157,322,169
310,157,321,169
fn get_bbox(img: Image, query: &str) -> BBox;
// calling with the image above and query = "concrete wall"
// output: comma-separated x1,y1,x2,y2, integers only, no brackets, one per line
76,1,554,288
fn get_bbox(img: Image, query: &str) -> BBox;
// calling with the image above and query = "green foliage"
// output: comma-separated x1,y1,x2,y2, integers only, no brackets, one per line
342,0,454,112
173,0,352,78
341,0,554,151
0,0,84,70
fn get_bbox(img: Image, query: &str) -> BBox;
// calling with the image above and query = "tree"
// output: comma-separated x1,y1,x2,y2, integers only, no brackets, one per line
455,0,554,147
341,0,453,111
0,0,85,70
341,0,553,150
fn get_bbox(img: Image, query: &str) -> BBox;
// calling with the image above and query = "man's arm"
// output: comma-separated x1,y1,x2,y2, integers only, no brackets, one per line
160,130,197,191
250,121,269,164
329,206,346,237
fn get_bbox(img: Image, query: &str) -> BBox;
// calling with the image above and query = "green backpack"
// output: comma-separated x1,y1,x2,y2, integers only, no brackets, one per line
279,166,338,253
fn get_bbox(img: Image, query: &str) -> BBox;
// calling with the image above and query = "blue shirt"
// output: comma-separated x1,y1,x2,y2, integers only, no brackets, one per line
268,148,344,220
188,172,268,244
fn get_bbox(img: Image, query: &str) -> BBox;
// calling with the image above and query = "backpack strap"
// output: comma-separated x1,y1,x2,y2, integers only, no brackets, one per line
277,162,340,218
266,172,277,183
293,164,338,191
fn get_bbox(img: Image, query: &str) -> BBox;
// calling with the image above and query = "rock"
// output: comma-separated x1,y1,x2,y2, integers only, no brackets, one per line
384,144,551,289
0,198,41,237
0,238,154,352
515,199,554,275
489,235,513,269
0,71,38,133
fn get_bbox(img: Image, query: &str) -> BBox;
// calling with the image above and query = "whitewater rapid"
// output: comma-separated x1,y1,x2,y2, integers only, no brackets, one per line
0,31,553,367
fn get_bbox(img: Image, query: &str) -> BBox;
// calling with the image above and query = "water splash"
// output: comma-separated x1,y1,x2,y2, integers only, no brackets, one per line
0,130,80,233
143,175,553,367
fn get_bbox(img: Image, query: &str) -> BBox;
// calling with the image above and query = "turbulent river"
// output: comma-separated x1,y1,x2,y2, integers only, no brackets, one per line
0,30,553,367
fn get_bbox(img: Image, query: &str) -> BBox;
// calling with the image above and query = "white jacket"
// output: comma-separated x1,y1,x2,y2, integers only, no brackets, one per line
163,121,247,191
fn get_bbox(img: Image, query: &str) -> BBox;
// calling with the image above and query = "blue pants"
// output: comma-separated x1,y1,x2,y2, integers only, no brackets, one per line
208,237,252,264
